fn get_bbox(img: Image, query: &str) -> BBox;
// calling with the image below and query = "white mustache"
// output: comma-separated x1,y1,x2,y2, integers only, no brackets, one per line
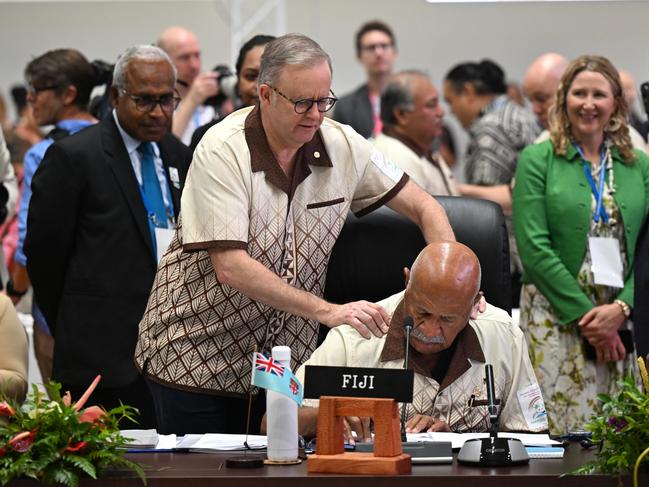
411,327,445,344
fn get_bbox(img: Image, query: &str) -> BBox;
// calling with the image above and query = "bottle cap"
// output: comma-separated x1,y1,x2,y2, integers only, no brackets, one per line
271,346,291,362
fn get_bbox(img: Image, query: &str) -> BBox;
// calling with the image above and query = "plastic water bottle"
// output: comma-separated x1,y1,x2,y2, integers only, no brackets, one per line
266,346,298,461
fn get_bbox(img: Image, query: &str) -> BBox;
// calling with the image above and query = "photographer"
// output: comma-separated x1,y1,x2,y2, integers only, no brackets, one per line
157,26,220,145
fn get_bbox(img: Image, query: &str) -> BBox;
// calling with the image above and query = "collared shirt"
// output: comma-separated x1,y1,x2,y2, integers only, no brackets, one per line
135,105,408,396
297,291,549,433
373,130,458,196
112,110,174,228
465,95,540,186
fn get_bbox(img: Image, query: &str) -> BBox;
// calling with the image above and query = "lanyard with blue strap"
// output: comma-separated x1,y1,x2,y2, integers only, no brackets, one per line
573,142,610,224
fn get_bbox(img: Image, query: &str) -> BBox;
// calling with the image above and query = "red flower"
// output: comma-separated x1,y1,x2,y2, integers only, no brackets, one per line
78,405,105,423
65,441,87,452
0,402,15,417
8,431,35,453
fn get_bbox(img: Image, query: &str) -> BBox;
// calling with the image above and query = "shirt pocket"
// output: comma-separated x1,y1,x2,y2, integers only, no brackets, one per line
306,197,345,210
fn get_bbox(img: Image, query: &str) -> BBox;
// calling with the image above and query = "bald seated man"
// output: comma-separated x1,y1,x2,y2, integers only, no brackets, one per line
295,242,548,441
158,26,219,144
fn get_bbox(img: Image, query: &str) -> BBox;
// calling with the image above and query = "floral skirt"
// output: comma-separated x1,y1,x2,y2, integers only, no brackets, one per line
519,283,635,434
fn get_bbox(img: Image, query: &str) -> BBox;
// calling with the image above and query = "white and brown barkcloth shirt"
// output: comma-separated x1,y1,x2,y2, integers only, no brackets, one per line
297,291,549,432
134,105,408,397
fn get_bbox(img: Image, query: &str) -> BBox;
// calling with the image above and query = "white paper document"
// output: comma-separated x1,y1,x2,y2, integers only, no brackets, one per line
181,433,268,452
406,432,561,449
121,429,176,450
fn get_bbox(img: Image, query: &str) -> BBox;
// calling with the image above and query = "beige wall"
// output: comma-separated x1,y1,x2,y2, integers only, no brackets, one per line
1,0,647,119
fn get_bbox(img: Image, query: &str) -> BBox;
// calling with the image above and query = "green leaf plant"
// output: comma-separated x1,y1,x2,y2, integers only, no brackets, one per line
0,376,145,487
575,358,649,487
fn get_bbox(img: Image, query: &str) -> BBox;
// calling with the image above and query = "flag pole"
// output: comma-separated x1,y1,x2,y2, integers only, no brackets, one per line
225,348,264,469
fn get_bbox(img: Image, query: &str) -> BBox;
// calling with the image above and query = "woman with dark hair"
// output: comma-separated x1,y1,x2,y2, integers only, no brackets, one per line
513,55,649,433
444,60,539,306
190,34,275,150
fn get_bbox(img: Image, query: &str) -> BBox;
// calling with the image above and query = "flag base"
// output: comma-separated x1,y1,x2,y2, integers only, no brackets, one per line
225,455,265,469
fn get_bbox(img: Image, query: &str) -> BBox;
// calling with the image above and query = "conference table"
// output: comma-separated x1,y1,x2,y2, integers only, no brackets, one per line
8,441,647,486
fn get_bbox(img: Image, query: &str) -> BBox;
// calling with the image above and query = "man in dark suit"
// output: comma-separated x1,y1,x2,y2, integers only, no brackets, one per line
332,20,397,138
25,45,191,427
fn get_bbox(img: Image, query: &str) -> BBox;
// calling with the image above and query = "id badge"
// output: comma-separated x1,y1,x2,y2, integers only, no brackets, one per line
154,227,175,264
588,236,624,288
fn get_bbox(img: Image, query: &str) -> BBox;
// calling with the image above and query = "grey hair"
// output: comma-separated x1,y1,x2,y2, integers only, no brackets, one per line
112,45,176,90
258,33,332,87
380,70,429,128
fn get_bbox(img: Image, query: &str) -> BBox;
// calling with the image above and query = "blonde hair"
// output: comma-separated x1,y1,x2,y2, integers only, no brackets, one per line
549,55,635,164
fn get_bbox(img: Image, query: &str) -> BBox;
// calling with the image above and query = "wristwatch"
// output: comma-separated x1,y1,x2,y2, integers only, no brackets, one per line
614,299,631,318
5,279,27,298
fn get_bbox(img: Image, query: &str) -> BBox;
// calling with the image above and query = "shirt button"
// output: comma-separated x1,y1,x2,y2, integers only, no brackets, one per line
314,151,320,159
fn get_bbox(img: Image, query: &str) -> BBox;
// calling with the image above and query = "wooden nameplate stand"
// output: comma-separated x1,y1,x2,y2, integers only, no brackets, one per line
307,396,411,475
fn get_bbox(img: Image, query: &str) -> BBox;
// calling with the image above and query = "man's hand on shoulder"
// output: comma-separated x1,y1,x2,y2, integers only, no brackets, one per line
405,414,451,433
319,300,390,339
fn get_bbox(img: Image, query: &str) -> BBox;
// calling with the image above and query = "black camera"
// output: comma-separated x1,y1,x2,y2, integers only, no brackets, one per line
205,65,237,110
640,81,649,118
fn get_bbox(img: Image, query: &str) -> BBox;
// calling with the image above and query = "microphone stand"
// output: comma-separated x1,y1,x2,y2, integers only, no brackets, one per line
457,364,529,466
401,316,414,442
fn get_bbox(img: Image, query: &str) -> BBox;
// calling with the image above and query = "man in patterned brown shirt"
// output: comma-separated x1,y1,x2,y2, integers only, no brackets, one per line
135,34,455,435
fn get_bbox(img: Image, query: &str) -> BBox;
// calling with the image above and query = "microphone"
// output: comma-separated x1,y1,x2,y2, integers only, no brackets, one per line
401,316,414,441
485,364,498,424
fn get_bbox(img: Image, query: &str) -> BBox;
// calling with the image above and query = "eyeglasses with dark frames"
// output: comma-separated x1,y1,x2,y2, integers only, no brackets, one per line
120,89,181,113
266,84,338,114
26,84,59,96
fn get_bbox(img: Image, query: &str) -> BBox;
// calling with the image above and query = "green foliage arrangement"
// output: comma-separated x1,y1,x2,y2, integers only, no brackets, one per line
0,376,145,487
576,357,649,484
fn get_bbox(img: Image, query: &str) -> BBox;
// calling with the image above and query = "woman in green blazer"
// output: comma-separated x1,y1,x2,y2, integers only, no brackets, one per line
513,55,649,434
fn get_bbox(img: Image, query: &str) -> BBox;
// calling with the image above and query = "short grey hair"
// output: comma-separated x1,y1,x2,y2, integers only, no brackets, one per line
112,45,176,90
258,34,332,87
380,70,429,128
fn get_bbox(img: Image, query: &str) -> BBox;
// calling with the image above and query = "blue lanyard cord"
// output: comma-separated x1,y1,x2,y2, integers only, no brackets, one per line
574,143,609,224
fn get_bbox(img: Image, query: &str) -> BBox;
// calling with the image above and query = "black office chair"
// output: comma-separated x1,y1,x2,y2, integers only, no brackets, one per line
323,196,511,314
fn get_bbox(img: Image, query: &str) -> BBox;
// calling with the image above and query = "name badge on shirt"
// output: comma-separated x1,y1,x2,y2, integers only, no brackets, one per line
155,227,175,264
588,236,624,288
169,167,180,189
517,383,547,430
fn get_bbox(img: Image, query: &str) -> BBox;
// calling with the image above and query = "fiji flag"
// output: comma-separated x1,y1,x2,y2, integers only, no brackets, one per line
251,352,303,406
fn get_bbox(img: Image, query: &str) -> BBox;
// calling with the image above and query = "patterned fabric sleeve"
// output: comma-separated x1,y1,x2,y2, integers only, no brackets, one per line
465,123,519,185
338,127,406,215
